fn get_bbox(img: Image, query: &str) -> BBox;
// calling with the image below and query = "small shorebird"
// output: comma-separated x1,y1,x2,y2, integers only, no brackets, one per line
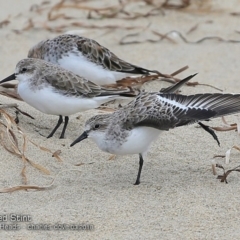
28,34,161,85
0,58,136,139
71,91,240,185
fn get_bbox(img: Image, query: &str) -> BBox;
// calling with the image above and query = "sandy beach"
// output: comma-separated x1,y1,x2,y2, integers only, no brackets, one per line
1,1,240,239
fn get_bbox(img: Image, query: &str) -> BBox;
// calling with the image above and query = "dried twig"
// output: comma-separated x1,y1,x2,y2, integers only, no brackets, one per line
212,116,240,133
0,19,10,28
0,169,82,193
0,105,62,185
0,83,22,101
214,145,240,164
120,30,240,45
216,164,240,183
11,0,211,34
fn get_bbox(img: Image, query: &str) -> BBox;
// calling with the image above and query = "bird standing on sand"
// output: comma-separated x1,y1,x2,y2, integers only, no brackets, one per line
71,91,240,185
0,58,136,139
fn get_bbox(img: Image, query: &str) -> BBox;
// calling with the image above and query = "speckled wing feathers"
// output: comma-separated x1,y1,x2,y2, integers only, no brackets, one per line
28,34,159,76
76,37,154,74
43,64,134,98
116,92,240,130
43,69,101,97
115,92,179,130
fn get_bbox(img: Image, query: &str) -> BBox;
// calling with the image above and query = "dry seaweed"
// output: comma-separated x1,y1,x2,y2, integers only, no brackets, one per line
7,0,213,34
0,104,63,185
119,30,240,45
15,107,35,120
186,20,213,35
0,19,10,28
0,169,82,193
0,0,221,41
214,145,240,164
52,150,62,162
215,164,240,183
211,116,240,133
0,107,50,177
45,0,189,22
5,0,238,55
0,83,22,101
104,65,220,91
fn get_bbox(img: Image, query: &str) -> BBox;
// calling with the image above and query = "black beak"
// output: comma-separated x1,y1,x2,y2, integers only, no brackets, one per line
0,73,16,84
70,131,88,147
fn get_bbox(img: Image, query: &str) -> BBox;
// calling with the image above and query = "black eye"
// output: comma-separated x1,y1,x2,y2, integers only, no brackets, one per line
21,68,27,73
94,124,100,129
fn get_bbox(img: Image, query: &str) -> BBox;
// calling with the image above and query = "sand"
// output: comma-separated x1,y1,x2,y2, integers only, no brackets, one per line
1,0,240,239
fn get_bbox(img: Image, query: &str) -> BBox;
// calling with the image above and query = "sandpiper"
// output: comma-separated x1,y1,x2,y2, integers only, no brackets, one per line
71,91,240,185
0,58,136,139
28,34,161,85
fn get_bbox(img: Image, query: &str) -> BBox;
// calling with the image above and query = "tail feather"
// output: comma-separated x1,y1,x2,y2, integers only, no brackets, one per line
160,73,198,93
120,66,160,76
99,86,137,97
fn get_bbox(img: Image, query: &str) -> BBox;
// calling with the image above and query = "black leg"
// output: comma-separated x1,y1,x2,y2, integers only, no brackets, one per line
134,154,144,185
59,116,69,139
198,122,220,146
47,115,63,138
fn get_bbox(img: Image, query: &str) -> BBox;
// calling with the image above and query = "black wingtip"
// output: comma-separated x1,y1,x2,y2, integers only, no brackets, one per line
192,73,198,78
160,73,198,93
185,72,198,81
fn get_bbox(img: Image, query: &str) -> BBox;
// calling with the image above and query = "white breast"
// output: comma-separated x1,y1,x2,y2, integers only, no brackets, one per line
17,81,120,116
58,53,130,85
117,127,161,154
92,127,161,155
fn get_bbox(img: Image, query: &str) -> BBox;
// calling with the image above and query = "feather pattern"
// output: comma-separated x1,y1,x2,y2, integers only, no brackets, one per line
110,92,240,131
28,34,159,76
18,58,135,98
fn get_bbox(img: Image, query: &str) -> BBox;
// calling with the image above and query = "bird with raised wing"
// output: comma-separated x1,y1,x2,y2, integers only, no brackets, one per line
71,91,240,185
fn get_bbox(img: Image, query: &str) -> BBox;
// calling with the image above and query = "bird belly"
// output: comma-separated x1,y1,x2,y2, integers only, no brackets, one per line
17,82,118,116
58,53,129,85
104,127,161,155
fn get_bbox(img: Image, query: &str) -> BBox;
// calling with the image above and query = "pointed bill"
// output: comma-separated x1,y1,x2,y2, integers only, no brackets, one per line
70,131,88,147
0,74,16,84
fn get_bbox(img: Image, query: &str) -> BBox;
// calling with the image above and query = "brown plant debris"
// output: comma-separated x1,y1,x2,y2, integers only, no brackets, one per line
52,150,62,162
0,169,82,193
212,116,240,133
0,185,49,193
104,65,220,91
0,102,34,123
215,164,240,183
108,154,116,160
0,104,63,186
214,145,240,165
0,83,22,101
0,19,10,28
46,0,191,22
0,0,227,38
6,0,216,34
119,30,240,45
186,20,213,35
